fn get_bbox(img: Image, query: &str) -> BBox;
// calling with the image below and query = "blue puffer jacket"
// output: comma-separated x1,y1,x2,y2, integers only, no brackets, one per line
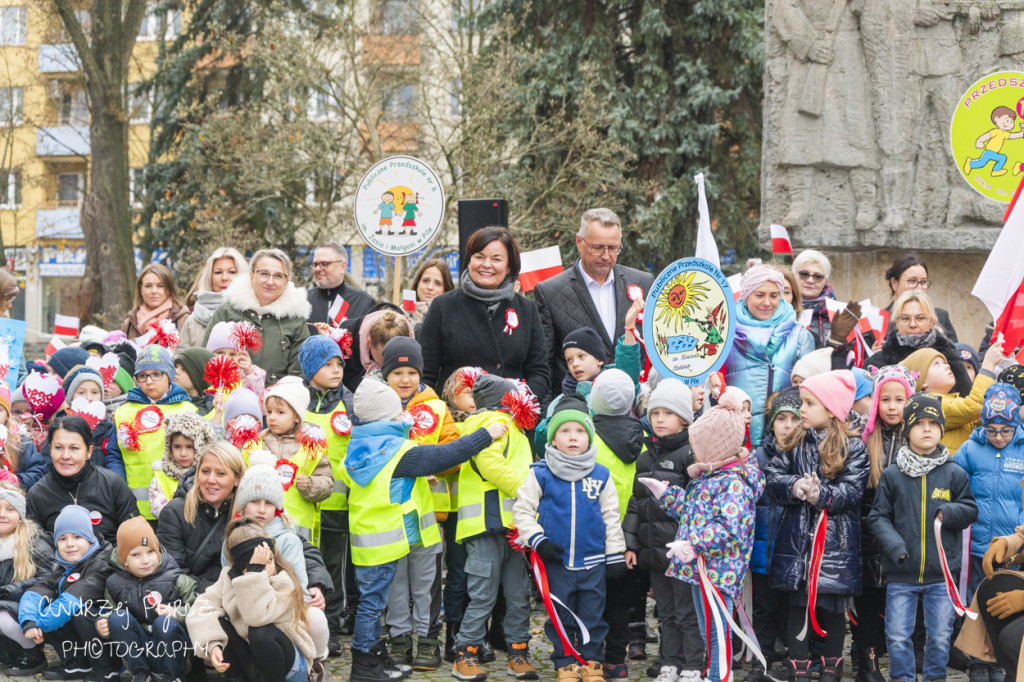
764,428,869,595
725,300,815,446
954,424,1024,557
751,438,784,575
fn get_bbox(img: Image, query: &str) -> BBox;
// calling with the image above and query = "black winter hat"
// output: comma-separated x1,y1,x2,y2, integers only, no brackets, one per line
472,374,516,412
998,365,1024,395
562,327,608,365
381,337,424,380
903,392,945,439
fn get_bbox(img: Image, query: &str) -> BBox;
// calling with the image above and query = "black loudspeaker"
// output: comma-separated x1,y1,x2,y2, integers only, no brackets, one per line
458,199,508,271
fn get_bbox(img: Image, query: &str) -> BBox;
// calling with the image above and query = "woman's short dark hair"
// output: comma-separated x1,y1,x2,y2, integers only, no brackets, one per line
46,415,93,449
885,254,928,296
464,227,521,279
412,258,455,295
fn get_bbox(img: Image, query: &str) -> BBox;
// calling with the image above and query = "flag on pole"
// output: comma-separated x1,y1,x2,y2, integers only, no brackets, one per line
973,175,1024,351
45,335,66,357
518,246,563,292
328,296,350,326
54,314,80,337
770,224,793,256
694,173,721,268
402,289,417,313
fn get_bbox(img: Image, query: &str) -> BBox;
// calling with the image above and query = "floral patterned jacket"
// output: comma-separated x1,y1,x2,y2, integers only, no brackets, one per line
658,460,765,600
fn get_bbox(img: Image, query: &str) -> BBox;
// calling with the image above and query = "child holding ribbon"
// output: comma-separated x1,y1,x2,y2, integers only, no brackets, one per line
637,390,764,682
764,370,869,682
868,393,978,682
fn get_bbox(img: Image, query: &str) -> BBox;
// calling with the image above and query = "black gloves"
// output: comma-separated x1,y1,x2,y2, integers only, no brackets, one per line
534,539,564,566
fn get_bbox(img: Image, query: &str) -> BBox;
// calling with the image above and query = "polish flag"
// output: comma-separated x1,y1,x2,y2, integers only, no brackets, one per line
54,314,80,337
45,335,66,357
328,296,350,326
973,175,1024,354
854,299,889,340
770,224,793,256
518,246,563,292
694,173,721,268
402,289,417,313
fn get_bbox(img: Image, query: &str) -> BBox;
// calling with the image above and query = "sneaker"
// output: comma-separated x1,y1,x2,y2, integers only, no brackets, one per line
452,645,487,681
603,663,629,680
412,637,442,671
327,634,342,657
351,648,402,682
389,634,413,666
131,672,151,682
581,662,604,682
653,666,679,682
479,641,496,664
373,642,412,679
745,661,765,682
558,665,580,682
677,671,702,682
4,646,48,677
43,661,93,681
647,661,665,678
506,642,538,680
969,664,991,682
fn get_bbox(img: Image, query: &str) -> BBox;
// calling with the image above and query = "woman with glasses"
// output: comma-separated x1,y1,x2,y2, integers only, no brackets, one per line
791,250,835,349
179,247,249,348
121,263,191,341
203,249,311,384
883,254,958,343
867,291,972,396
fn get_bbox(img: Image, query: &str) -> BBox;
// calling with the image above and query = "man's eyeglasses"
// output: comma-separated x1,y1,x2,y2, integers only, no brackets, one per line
312,260,344,270
579,237,622,256
797,270,825,283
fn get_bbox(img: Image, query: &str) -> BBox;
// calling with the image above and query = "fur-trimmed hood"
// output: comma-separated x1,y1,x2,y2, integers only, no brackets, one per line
223,277,312,320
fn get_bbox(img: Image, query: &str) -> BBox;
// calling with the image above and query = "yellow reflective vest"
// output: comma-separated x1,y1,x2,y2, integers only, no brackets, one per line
409,398,453,514
594,435,637,522
304,406,352,513
258,438,323,546
345,440,441,566
114,399,198,520
456,412,532,543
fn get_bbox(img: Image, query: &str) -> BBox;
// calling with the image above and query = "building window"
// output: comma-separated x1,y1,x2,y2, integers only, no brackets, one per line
52,83,88,126
129,167,144,207
0,170,21,208
57,173,85,207
138,8,181,41
309,87,341,121
0,7,26,46
382,84,417,121
376,0,417,35
0,88,23,126
55,9,91,44
129,88,151,124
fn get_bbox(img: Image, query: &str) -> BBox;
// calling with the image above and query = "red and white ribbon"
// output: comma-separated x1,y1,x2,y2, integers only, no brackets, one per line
697,557,766,682
736,576,759,662
504,309,519,335
797,509,829,641
530,552,589,665
935,518,977,620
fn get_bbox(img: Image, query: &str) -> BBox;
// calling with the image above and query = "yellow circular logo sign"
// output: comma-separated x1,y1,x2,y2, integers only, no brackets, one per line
950,71,1024,203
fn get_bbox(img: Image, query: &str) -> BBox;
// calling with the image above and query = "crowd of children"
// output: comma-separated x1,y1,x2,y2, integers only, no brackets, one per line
2,281,1024,682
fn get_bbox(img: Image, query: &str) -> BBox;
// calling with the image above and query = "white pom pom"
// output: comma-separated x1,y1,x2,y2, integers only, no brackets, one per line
248,450,276,468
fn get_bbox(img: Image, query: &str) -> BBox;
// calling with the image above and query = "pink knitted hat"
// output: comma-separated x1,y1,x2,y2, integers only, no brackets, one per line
861,365,918,441
800,369,856,422
686,390,749,478
739,265,785,301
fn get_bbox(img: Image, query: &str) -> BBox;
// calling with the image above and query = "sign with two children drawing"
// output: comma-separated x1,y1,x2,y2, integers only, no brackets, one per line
354,156,445,255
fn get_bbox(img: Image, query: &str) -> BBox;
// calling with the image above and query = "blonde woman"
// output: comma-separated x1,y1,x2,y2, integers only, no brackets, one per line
180,247,249,348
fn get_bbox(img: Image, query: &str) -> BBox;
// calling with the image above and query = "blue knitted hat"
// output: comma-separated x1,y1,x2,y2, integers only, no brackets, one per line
48,347,90,379
54,504,98,546
982,383,1021,427
135,345,175,380
853,369,873,402
299,336,345,382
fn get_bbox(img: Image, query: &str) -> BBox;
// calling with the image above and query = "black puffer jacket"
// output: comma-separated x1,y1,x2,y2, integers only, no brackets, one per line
27,462,138,544
105,547,184,625
0,536,55,616
622,430,694,572
866,329,971,396
861,423,901,588
764,428,869,595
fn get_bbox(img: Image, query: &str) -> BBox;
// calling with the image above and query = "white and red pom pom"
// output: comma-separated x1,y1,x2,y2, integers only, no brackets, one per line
298,423,327,460
328,327,354,359
459,367,484,392
151,319,180,350
229,321,263,354
505,528,529,556
227,415,261,450
408,403,440,440
204,355,243,394
500,382,540,431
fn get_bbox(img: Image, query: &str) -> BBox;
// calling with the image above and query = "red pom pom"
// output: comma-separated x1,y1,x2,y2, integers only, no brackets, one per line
227,415,261,450
328,327,354,359
298,423,327,460
151,319,180,350
459,367,484,392
500,383,540,431
505,528,529,556
203,355,243,394
229,322,263,354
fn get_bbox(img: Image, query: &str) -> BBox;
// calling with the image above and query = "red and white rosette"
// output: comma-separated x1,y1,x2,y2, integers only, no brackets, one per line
797,509,829,641
276,459,299,491
408,403,440,440
330,410,352,436
935,517,977,620
503,308,519,335
696,557,766,682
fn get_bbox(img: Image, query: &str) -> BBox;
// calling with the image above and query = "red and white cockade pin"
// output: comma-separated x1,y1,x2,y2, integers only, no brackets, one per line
331,411,352,437
503,309,519,335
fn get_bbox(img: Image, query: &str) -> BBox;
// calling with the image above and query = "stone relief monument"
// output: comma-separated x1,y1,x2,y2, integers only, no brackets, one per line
760,0,1024,341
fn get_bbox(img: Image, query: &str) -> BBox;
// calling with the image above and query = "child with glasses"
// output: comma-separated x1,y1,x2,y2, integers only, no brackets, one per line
954,382,1024,682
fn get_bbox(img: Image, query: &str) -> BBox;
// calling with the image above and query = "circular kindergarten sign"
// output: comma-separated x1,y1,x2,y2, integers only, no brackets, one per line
950,71,1024,203
354,156,445,255
643,258,736,387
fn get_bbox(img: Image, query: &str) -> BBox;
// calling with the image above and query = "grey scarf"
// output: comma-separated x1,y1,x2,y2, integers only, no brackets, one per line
460,270,515,309
896,328,938,349
544,443,597,482
895,444,949,478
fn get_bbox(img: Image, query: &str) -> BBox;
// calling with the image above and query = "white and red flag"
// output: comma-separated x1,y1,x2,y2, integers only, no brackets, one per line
402,289,417,313
972,176,1024,359
54,314,80,337
770,224,792,256
518,246,563,292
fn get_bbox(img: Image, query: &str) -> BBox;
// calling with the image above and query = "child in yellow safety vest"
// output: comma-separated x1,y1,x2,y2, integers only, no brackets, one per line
342,378,507,682
380,337,458,671
148,412,216,518
258,378,334,545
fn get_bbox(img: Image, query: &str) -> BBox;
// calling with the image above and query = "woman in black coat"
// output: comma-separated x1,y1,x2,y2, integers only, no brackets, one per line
866,290,971,396
419,227,550,402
